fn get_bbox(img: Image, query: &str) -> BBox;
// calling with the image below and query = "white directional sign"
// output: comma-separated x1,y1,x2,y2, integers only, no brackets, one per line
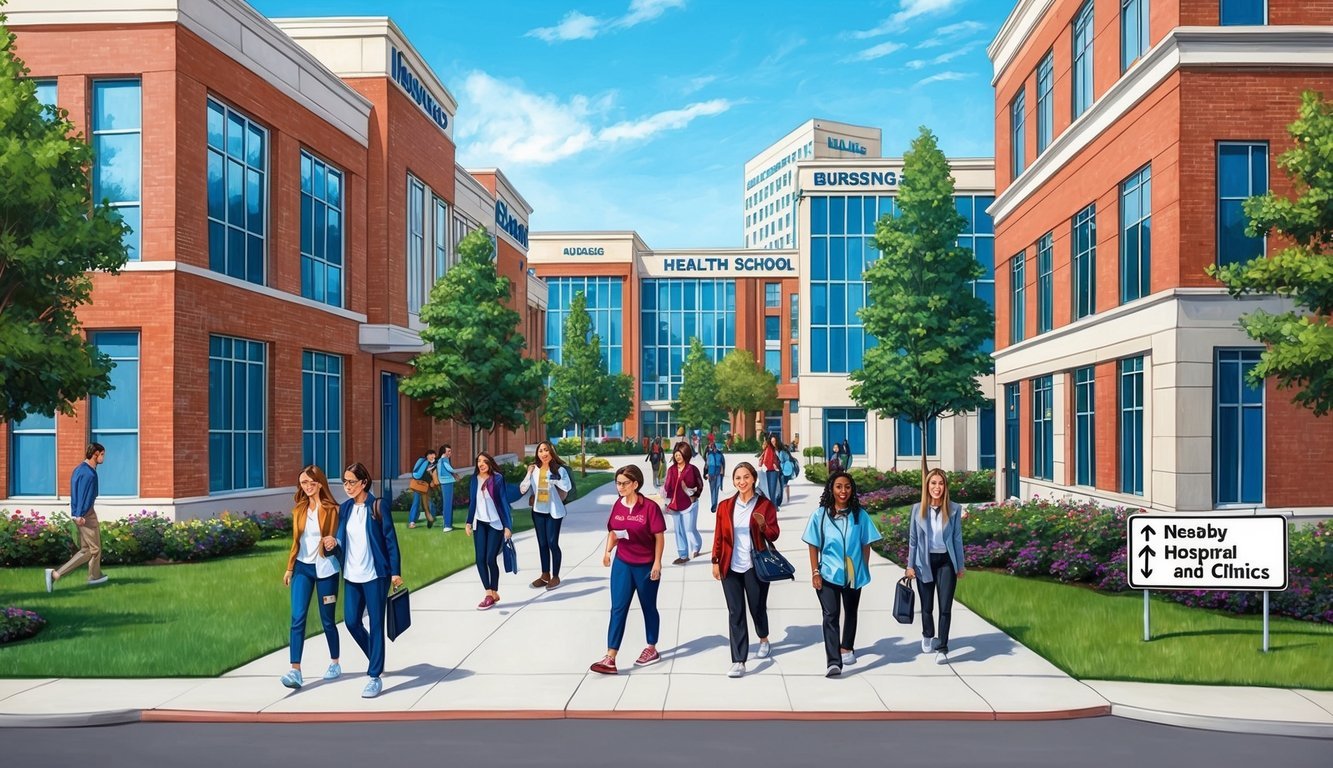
1126,515,1287,591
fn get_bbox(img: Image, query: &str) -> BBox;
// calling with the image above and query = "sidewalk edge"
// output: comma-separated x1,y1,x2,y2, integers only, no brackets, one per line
1112,704,1333,740
0,709,141,728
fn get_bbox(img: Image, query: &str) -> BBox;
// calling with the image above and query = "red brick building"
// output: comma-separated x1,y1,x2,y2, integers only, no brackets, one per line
988,0,1332,512
1,2,544,519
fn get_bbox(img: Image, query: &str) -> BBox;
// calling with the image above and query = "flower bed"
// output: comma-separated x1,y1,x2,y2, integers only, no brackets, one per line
875,497,1333,624
803,466,996,505
0,606,45,644
554,437,642,457
0,509,263,567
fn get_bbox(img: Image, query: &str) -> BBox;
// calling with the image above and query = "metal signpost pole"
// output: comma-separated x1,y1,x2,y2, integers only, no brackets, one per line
1143,590,1150,642
1263,591,1270,653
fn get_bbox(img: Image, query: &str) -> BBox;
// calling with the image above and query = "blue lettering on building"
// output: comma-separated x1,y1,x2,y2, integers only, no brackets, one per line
495,200,528,248
562,246,605,256
812,170,901,187
391,47,450,133
827,137,868,155
660,256,794,273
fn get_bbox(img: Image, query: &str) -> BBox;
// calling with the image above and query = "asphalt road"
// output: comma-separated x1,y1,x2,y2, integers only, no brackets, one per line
6,718,1328,768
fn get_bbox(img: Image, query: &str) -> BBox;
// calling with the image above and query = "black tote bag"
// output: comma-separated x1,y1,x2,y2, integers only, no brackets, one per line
893,576,915,624
387,584,412,641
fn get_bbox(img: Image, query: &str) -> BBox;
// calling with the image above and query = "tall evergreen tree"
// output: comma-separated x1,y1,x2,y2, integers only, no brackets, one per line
0,20,131,422
400,229,545,456
716,349,778,439
545,291,632,474
1209,90,1333,416
675,337,725,434
850,126,994,474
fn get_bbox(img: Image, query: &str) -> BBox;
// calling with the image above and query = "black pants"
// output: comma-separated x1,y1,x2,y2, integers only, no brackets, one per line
533,511,563,578
721,568,770,663
816,581,862,668
916,552,958,651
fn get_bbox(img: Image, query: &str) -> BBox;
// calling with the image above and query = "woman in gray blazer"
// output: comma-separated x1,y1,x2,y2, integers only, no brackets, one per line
905,468,966,663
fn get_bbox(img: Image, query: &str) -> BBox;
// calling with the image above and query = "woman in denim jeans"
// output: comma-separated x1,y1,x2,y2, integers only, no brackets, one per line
280,465,341,689
663,441,703,564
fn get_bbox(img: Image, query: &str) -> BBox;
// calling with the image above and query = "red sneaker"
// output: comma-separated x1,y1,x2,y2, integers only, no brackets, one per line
477,595,496,610
590,656,618,675
634,647,661,667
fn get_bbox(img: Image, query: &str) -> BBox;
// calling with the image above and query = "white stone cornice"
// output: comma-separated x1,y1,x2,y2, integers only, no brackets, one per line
987,0,1055,86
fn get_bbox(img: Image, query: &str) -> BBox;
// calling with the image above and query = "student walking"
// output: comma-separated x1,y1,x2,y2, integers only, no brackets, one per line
906,468,967,663
407,448,437,529
645,438,666,486
335,463,403,699
802,471,882,677
590,465,666,675
828,443,843,473
466,453,514,610
520,440,573,590
777,441,796,504
759,435,782,508
435,443,460,531
840,438,852,469
711,462,779,678
45,443,109,592
662,442,704,564
703,441,727,514
280,465,342,689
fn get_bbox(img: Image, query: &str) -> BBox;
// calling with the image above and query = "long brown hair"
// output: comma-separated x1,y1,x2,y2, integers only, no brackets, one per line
292,464,338,510
919,468,952,522
475,452,501,478
533,440,568,479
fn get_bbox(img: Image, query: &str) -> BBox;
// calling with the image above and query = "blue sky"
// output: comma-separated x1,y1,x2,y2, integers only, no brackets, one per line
253,0,1012,247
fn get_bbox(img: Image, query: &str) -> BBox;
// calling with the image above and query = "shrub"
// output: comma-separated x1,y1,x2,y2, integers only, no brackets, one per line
242,511,292,540
0,606,45,644
730,437,762,453
0,510,77,567
159,515,260,562
860,485,919,511
802,446,825,458
554,437,641,457
804,464,828,486
573,456,612,470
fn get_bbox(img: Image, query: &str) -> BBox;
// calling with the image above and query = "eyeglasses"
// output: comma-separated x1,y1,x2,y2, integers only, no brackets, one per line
341,478,362,486
614,479,633,487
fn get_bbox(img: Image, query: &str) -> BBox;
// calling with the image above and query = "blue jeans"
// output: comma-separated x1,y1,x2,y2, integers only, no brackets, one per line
764,470,782,508
474,523,504,590
437,483,456,528
408,490,433,524
532,511,563,577
708,474,724,514
671,501,702,559
608,558,660,650
344,576,389,678
289,560,340,665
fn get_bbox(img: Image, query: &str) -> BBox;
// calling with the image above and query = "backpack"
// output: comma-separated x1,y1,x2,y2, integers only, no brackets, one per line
780,451,797,480
556,466,577,504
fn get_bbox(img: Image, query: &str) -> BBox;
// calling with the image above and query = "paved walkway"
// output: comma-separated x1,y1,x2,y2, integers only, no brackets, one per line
2,454,1330,737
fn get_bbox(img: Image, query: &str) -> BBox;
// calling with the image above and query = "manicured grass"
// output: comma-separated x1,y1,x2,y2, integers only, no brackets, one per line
0,472,614,678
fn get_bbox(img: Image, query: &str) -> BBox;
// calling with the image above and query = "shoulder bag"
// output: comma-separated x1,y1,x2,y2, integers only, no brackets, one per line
893,576,915,624
753,535,795,582
387,583,412,641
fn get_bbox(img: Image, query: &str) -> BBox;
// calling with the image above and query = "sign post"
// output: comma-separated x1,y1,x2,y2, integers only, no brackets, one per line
1127,514,1287,652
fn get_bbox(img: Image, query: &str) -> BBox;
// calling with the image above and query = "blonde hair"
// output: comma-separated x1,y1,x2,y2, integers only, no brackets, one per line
918,468,952,522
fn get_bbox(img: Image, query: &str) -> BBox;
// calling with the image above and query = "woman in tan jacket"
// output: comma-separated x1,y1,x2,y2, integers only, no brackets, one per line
280,465,342,689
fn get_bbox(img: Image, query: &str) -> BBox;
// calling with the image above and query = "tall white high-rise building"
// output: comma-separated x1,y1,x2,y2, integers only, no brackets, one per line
742,119,881,249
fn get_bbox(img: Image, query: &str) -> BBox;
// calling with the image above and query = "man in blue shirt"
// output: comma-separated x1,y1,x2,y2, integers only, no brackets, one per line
436,444,459,531
46,443,108,592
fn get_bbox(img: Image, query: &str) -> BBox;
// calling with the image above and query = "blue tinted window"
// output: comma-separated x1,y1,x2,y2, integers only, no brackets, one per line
1074,367,1096,486
1220,0,1265,25
1072,204,1097,319
92,80,141,260
978,405,996,470
1214,349,1263,504
1032,375,1053,481
1217,143,1268,267
1121,0,1149,72
1037,232,1053,333
90,331,140,495
765,282,781,308
300,150,344,307
209,335,266,492
1119,356,1144,496
896,417,937,457
1036,52,1054,155
637,278,733,405
10,412,56,496
207,99,266,284
1010,251,1026,344
825,409,867,457
33,79,57,110
1072,1,1094,118
1011,87,1026,178
1120,165,1152,303
302,351,342,473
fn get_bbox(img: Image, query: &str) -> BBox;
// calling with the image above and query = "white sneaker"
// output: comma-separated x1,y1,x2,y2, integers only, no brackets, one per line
921,636,937,654
87,575,108,586
841,650,856,666
44,569,54,593
728,662,745,678
756,640,771,659
936,649,950,664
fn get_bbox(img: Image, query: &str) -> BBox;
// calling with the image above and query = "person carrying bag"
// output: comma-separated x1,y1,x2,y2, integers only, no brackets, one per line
711,462,781,678
662,441,704,565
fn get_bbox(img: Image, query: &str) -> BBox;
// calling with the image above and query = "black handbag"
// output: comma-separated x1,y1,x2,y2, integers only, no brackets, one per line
387,584,412,641
502,538,519,574
753,537,796,582
893,576,915,624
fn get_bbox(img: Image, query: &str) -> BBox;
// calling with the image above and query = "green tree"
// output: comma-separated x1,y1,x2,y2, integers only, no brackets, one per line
401,229,545,456
850,126,994,474
0,20,131,423
544,291,633,474
716,349,778,439
1209,90,1333,416
674,337,725,433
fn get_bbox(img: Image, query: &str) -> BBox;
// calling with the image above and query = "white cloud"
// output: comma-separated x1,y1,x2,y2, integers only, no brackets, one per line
681,74,718,95
904,42,981,69
849,41,906,62
913,71,970,88
527,0,686,43
852,0,961,38
917,19,987,48
457,72,730,166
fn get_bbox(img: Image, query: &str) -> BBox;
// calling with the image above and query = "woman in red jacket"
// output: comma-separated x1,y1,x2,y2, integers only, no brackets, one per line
711,461,780,678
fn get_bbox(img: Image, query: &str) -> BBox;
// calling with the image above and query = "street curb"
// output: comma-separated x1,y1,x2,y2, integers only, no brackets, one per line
0,709,141,728
1111,705,1333,740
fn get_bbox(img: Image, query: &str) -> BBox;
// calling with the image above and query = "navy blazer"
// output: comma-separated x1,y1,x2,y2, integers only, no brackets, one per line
907,501,965,582
466,474,515,530
334,493,401,580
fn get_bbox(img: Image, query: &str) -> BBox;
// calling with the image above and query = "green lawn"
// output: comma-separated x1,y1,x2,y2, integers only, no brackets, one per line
871,506,1333,689
0,472,614,678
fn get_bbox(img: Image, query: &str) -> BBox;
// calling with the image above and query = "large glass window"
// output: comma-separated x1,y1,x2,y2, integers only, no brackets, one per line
90,331,140,496
207,98,266,283
1220,0,1266,25
1121,0,1149,72
896,417,938,457
639,410,681,441
1036,52,1054,155
1215,349,1264,505
1217,143,1268,267
547,277,625,372
33,78,57,110
789,294,799,338
764,315,781,378
432,197,450,286
640,279,735,401
1032,375,1053,481
979,405,997,471
1072,204,1097,320
1072,0,1095,119
825,408,867,457
1010,251,1026,344
765,282,781,308
93,80,142,260
956,194,996,354
790,344,799,383
299,150,343,307
302,351,342,476
1074,367,1096,486
407,176,426,314
1037,232,1053,334
10,413,56,496
1119,356,1144,496
1011,87,1026,178
209,335,266,493
1120,164,1152,303
810,195,895,373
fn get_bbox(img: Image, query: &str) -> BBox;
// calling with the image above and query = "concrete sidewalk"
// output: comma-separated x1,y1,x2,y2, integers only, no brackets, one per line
2,454,1330,737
